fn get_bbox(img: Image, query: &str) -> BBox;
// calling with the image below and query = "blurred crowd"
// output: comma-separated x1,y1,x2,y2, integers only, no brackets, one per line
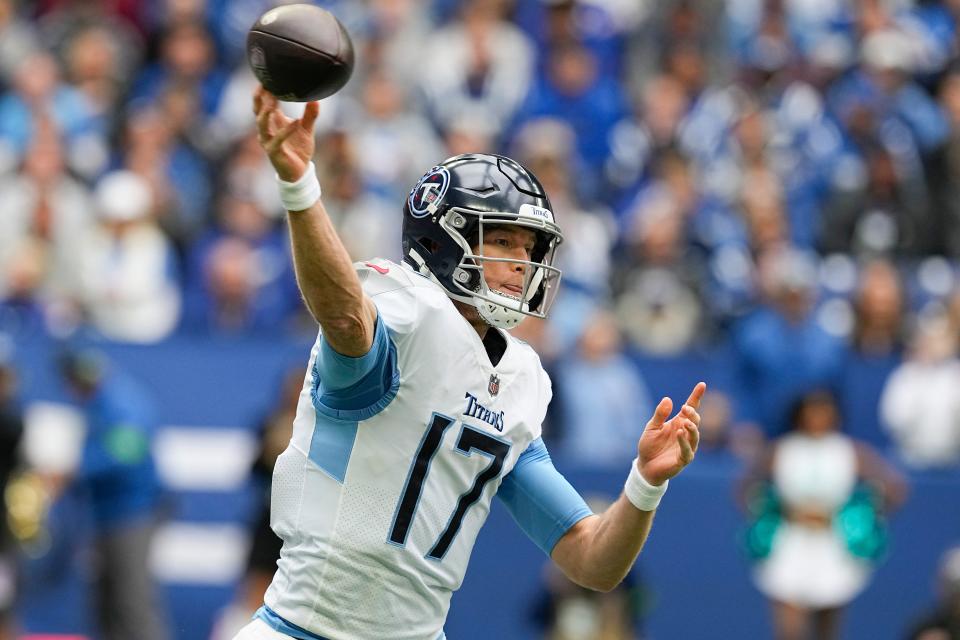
0,0,960,640
1,0,960,462
2,0,960,465
2,0,960,636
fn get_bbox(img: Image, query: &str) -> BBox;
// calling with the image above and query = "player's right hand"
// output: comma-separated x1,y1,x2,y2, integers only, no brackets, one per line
253,85,319,183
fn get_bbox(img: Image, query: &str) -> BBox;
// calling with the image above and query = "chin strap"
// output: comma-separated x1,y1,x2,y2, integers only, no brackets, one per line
477,291,526,329
404,248,430,276
406,248,476,305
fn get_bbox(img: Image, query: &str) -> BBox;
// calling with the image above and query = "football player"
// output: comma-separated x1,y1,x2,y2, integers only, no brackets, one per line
233,87,704,640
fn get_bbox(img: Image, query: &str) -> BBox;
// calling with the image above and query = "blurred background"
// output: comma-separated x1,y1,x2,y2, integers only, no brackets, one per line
1,0,959,638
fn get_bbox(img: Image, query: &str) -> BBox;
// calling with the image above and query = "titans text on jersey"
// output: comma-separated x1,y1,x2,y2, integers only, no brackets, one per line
463,392,505,431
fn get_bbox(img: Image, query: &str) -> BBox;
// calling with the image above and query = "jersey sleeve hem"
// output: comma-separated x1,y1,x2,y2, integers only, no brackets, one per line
497,438,594,557
317,314,388,390
310,314,401,423
311,381,400,423
543,507,593,556
515,481,594,556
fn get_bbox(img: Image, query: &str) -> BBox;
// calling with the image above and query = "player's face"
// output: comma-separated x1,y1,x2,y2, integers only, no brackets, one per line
478,225,537,296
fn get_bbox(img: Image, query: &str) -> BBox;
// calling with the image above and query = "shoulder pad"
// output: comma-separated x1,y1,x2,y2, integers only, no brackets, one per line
355,259,417,297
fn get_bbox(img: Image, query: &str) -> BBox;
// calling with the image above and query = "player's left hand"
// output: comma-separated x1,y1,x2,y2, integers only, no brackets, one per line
637,382,705,486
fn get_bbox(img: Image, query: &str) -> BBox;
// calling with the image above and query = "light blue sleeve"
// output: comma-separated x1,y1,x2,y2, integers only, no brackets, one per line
310,313,400,422
497,438,594,556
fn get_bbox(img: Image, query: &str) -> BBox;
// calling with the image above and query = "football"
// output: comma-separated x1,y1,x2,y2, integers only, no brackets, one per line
246,4,355,102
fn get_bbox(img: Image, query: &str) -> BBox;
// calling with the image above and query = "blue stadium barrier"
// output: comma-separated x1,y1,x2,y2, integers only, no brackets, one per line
10,333,960,640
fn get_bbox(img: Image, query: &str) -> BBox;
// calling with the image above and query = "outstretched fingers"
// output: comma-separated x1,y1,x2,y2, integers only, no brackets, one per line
649,397,673,429
681,404,700,425
268,118,301,153
684,381,707,410
270,103,291,131
677,424,695,463
301,101,320,131
682,419,700,452
256,93,276,140
252,86,263,115
256,89,294,143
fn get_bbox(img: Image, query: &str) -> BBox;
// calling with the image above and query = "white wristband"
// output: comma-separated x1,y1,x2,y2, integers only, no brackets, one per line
624,459,668,511
277,162,321,212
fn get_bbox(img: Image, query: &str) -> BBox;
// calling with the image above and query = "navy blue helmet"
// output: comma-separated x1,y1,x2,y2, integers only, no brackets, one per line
401,154,563,329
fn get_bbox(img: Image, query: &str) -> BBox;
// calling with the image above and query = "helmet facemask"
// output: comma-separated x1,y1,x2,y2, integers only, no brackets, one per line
438,207,563,330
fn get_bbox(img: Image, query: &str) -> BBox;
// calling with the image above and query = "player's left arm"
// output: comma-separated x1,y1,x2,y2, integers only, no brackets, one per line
550,382,705,592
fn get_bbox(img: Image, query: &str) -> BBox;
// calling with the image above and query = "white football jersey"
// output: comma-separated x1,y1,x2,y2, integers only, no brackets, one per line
263,259,554,640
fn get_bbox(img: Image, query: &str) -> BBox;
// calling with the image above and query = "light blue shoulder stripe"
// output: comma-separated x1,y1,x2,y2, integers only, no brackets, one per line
308,313,400,483
497,438,594,556
311,313,401,422
308,414,358,484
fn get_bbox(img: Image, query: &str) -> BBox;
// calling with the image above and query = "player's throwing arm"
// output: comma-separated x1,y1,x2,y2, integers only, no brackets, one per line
252,88,376,357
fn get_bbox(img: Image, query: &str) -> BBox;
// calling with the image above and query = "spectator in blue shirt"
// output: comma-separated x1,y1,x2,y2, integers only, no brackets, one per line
827,29,949,160
59,349,169,640
0,50,105,176
513,40,628,200
553,307,653,468
732,247,846,436
181,186,301,336
128,19,228,119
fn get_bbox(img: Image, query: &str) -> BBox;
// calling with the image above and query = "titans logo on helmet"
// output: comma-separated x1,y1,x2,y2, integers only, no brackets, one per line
409,166,450,218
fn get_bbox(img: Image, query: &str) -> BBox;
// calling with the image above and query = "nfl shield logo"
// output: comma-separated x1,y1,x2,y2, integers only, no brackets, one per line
488,374,500,397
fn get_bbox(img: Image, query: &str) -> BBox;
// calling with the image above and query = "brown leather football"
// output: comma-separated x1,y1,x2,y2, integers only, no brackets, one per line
246,4,355,102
